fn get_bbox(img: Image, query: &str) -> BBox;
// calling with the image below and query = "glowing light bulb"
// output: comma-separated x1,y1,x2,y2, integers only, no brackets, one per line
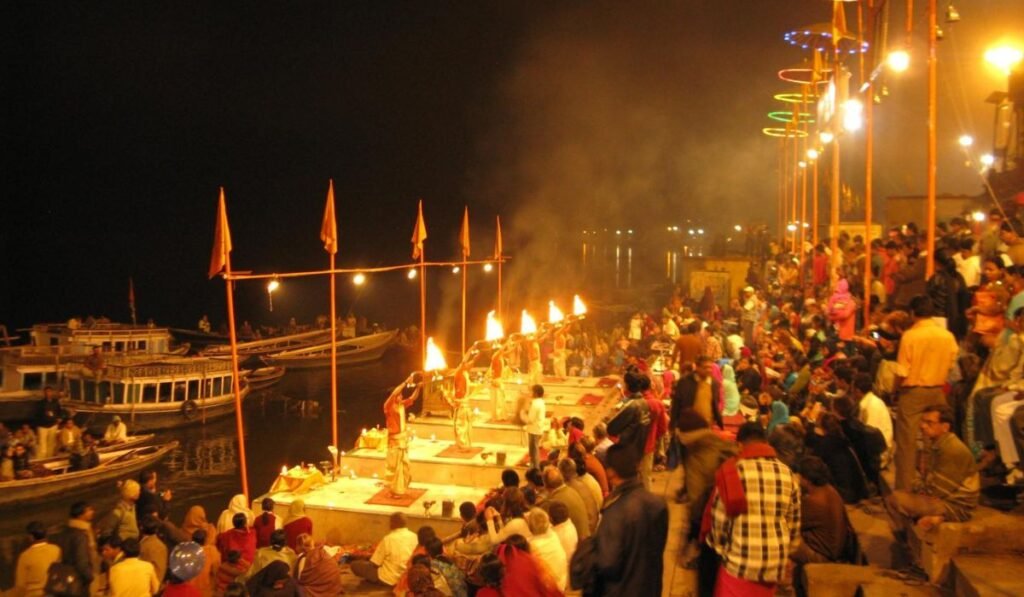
353,273,366,286
407,268,417,280
958,134,974,148
820,131,834,144
887,50,910,72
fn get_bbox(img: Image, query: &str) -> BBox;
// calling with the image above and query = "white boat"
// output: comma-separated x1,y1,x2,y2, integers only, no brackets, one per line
62,356,250,432
266,330,398,369
243,365,287,390
31,434,156,465
200,329,333,358
0,323,188,421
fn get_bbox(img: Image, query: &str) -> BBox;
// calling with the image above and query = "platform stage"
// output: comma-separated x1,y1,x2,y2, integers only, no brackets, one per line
256,373,623,548
261,476,489,544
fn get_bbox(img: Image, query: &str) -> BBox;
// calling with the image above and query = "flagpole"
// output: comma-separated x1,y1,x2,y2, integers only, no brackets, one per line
325,181,339,450
461,207,469,355
214,189,250,500
862,0,875,327
420,249,426,364
495,216,503,322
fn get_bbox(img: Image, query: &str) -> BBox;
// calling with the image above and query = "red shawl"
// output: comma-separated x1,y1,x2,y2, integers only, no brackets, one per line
699,442,778,542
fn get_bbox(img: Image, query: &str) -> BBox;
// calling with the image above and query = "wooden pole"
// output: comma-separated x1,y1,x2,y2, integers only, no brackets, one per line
925,0,937,277
461,255,467,355
813,153,820,249
224,254,249,500
791,120,800,253
830,44,841,288
420,249,426,366
863,0,875,325
329,250,338,449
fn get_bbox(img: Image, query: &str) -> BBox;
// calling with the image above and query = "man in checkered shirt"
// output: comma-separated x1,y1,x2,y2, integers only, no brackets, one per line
707,422,801,595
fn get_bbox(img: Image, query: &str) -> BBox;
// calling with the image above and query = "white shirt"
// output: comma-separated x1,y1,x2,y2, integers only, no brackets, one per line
954,253,981,287
529,530,568,590
104,421,128,443
524,398,546,435
859,391,893,449
109,557,160,597
369,527,417,585
552,520,578,565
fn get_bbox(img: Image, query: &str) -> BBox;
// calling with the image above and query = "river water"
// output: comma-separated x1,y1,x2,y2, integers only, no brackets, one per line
0,348,418,588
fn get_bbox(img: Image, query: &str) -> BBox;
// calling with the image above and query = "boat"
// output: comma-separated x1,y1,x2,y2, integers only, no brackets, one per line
243,364,287,391
62,357,251,433
0,323,189,422
200,329,333,358
31,434,156,465
0,441,178,507
266,330,398,369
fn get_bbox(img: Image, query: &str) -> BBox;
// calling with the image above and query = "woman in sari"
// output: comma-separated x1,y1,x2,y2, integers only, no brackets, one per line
217,494,255,533
282,500,312,550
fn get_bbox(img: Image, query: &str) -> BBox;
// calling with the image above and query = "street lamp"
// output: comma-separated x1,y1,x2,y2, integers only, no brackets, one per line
980,154,995,168
266,279,280,311
807,148,819,161
984,45,1023,76
886,50,910,73
353,273,366,286
958,134,974,148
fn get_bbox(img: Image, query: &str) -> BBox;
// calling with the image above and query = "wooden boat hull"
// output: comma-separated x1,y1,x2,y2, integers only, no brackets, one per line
31,434,156,465
201,329,333,358
244,366,286,390
266,330,397,369
68,389,249,434
0,441,178,507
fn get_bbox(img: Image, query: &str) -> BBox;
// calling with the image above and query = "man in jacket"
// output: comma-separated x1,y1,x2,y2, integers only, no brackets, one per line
49,501,99,597
606,369,652,461
672,356,724,431
15,521,62,597
572,443,668,595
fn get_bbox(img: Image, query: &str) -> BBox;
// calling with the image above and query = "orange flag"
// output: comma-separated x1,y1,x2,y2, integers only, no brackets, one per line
460,206,471,259
321,180,338,255
494,215,503,259
831,0,848,47
208,188,233,279
411,199,428,260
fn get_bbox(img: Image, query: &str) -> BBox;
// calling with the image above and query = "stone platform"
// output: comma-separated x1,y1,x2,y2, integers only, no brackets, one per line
260,476,490,545
343,439,530,488
408,414,527,446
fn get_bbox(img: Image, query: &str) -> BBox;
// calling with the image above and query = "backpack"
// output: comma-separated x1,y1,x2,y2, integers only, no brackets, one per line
44,562,84,597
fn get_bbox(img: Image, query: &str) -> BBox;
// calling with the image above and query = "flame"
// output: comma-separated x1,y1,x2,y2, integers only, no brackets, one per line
521,310,538,335
573,295,587,316
549,301,565,323
424,337,448,371
485,310,505,341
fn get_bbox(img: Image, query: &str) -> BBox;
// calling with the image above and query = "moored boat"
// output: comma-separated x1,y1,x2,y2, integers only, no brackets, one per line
62,357,250,433
266,330,398,369
0,441,178,507
200,329,333,358
243,365,287,390
1,323,188,422
31,434,156,465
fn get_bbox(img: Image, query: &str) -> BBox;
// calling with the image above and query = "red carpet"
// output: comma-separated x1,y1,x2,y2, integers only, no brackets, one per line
435,445,484,459
577,393,604,406
365,487,427,507
597,377,620,388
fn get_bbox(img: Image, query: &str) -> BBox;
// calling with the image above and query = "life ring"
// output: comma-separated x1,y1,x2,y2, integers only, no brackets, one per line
182,399,199,420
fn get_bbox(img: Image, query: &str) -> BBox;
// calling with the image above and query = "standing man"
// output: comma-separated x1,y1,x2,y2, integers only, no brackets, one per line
384,372,423,497
15,521,62,597
606,369,652,478
707,423,801,595
522,384,546,469
446,353,475,451
36,387,63,459
570,444,668,595
740,287,759,348
672,356,724,431
49,501,98,597
526,334,543,385
893,296,959,490
886,405,979,534
488,346,509,421
551,328,568,377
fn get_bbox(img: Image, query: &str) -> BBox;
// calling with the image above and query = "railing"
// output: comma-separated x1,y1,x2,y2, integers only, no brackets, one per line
103,359,233,378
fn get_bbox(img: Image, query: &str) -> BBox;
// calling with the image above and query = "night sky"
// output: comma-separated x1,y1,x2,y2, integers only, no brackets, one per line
5,1,1022,335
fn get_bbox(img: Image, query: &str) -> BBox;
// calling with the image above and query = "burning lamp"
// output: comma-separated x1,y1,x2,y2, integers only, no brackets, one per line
520,310,538,335
424,337,448,380
485,311,504,344
548,301,565,324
